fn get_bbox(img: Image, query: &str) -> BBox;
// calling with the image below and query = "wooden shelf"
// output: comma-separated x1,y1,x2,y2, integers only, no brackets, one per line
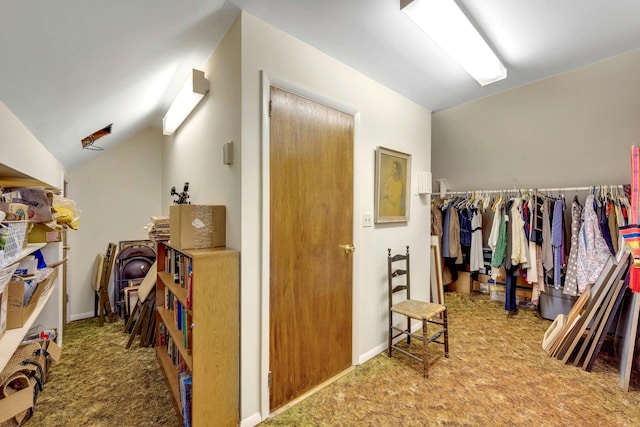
0,275,55,371
155,242,239,427
158,271,188,306
157,307,193,371
155,347,184,425
0,242,51,372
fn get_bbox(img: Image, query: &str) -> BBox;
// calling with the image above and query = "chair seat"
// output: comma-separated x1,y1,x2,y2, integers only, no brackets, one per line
391,300,446,321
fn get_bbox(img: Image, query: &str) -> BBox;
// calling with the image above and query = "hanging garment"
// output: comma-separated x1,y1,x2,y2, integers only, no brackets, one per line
527,197,538,284
459,208,472,248
470,208,484,272
441,202,452,258
510,198,528,267
551,198,565,288
563,198,583,296
505,267,518,312
431,201,443,238
607,199,618,253
532,245,544,305
491,203,507,277
488,200,502,253
531,194,544,245
541,198,554,276
503,199,514,271
449,205,463,265
598,198,615,255
577,194,612,293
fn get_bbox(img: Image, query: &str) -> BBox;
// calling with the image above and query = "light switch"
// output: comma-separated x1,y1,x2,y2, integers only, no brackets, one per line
362,213,373,228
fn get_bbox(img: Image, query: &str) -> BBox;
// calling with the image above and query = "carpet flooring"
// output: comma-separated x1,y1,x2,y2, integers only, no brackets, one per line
24,291,640,426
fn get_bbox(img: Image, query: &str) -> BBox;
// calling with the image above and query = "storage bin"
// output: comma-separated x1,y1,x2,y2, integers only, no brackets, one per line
0,221,28,268
539,287,578,320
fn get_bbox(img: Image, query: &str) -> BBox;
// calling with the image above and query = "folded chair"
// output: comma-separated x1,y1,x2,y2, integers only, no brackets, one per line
94,243,117,326
388,246,449,377
124,261,157,349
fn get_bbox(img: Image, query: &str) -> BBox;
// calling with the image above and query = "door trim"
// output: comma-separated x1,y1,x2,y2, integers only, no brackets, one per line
259,71,361,419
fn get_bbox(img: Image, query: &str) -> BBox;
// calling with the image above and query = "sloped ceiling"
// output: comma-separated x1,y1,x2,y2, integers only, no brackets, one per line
2,0,640,169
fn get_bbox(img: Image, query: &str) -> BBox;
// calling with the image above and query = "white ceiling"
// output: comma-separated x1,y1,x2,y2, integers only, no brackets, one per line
2,0,640,169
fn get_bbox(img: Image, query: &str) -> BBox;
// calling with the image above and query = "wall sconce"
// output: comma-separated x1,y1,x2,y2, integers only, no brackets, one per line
223,140,234,165
401,0,506,86
163,68,210,135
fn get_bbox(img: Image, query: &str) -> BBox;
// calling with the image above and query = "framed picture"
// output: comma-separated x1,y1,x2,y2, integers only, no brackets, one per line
375,146,411,223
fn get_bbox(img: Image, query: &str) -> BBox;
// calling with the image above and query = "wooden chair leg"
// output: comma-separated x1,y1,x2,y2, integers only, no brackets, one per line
123,302,140,333
443,308,450,357
423,319,429,378
126,303,149,349
139,301,153,346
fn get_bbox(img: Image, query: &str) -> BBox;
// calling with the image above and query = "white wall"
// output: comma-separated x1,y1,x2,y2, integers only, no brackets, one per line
240,12,431,423
0,100,65,187
67,127,162,319
432,48,640,191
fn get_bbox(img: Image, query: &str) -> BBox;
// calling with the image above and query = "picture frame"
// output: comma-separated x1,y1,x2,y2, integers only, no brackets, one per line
375,146,411,223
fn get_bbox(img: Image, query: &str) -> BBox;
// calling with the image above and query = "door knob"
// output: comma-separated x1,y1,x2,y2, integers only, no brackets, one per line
339,244,356,254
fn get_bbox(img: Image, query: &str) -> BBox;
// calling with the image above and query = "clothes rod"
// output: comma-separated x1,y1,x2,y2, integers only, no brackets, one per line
433,184,626,196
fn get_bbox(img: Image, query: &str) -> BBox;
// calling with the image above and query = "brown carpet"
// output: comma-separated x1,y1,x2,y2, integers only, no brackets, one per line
260,292,640,426
28,317,179,427
25,291,640,426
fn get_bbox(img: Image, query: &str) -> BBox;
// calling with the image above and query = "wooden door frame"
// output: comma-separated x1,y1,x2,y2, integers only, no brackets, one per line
259,71,361,419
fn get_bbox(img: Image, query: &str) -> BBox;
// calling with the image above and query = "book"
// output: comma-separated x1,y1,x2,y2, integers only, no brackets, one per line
186,263,193,310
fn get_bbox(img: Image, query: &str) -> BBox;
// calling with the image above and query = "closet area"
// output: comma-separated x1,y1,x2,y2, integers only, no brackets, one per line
432,183,640,388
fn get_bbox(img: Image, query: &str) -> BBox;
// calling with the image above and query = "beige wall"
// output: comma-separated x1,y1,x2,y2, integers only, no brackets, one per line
240,12,431,424
67,127,163,319
161,15,242,249
432,48,640,191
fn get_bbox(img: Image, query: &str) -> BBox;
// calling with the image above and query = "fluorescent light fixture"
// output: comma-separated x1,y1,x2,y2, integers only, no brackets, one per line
163,68,210,135
401,0,506,86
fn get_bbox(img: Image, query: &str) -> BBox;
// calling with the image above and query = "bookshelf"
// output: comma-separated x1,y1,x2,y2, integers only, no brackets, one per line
155,242,239,427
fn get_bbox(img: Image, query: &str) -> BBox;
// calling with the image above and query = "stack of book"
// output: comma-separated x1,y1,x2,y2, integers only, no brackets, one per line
146,215,170,242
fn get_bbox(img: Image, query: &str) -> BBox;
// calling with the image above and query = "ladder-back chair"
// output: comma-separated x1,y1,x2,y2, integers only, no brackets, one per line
388,246,449,377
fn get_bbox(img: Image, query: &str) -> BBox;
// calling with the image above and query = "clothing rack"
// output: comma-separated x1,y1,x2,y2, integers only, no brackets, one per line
435,184,626,197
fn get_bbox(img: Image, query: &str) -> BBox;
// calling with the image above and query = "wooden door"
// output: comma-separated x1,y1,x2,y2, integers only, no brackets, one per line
269,86,354,410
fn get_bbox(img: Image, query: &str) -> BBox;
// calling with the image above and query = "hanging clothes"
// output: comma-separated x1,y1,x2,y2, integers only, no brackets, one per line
576,194,612,293
470,208,483,272
563,197,583,296
510,198,528,267
527,195,541,306
551,198,566,288
491,202,507,278
431,200,443,239
607,196,619,253
541,197,554,279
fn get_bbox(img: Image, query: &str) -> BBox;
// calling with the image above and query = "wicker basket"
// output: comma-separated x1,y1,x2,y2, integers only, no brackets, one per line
0,222,28,269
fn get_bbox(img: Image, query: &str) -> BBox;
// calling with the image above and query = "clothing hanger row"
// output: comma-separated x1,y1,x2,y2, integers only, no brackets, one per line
436,184,626,199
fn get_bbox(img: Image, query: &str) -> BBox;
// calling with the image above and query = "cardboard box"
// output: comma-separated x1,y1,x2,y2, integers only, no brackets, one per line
28,223,63,243
448,271,471,293
7,270,57,330
170,205,226,249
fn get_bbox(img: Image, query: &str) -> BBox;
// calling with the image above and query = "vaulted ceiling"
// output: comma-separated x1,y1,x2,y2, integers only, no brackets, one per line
2,0,640,169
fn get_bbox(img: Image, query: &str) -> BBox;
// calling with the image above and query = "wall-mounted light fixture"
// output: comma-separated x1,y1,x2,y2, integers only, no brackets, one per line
400,0,506,86
223,140,234,165
162,68,210,135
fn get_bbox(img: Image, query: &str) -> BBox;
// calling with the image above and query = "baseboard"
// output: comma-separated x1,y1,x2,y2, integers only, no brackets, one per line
359,343,386,364
69,311,95,322
241,412,262,427
359,323,423,364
